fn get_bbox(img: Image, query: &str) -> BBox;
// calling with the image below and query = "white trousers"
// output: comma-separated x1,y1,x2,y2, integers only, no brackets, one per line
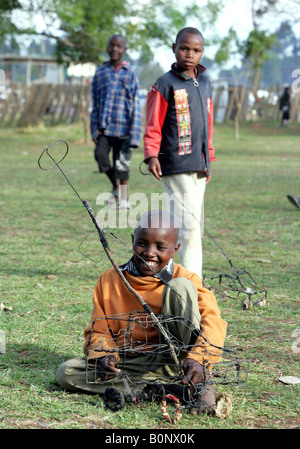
163,172,206,279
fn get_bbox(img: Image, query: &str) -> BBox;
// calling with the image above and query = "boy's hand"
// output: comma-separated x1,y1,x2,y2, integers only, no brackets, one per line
93,130,103,144
148,157,162,181
182,358,204,385
96,355,120,381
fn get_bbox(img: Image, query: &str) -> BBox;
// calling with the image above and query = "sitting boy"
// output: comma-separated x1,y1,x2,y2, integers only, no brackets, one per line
57,210,227,415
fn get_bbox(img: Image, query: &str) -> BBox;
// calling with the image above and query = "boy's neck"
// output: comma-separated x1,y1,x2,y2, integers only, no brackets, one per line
176,63,198,79
110,58,123,69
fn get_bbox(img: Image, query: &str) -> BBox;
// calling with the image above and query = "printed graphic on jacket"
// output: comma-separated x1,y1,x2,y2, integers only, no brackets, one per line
174,89,192,155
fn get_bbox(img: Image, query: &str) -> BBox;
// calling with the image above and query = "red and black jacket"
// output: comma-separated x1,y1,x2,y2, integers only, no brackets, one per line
144,63,215,176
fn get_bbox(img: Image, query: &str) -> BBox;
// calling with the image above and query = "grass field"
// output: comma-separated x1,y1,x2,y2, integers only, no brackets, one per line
0,121,299,430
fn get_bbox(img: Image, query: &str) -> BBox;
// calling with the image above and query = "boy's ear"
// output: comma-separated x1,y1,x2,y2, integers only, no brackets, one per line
174,241,181,253
131,233,134,244
172,43,176,53
171,241,180,259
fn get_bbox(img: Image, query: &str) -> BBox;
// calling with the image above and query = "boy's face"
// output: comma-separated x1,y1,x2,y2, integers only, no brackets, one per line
132,226,180,276
172,32,204,75
107,36,126,66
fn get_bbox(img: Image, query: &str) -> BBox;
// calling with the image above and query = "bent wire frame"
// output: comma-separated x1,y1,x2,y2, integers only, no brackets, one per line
84,311,247,409
140,161,268,309
38,141,249,411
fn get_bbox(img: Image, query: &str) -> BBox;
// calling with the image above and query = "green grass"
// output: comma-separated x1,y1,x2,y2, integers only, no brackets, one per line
0,121,299,429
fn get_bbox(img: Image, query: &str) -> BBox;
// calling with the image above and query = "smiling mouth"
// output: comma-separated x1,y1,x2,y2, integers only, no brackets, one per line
141,260,158,269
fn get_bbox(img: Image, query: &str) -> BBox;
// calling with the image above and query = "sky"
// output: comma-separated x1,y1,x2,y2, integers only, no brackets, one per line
10,0,255,70
154,0,300,72
154,0,254,71
156,0,252,70
9,0,300,74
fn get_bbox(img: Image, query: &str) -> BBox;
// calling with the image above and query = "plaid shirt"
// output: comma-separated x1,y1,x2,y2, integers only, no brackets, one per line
90,61,142,147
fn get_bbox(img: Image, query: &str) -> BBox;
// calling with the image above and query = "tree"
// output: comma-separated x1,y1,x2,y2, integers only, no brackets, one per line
273,21,299,57
0,0,223,64
215,28,251,141
214,23,277,140
248,0,300,96
260,21,300,88
250,0,300,30
213,0,289,139
244,28,277,102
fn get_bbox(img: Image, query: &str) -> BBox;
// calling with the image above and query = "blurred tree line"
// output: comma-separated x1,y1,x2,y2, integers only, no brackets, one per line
0,0,222,64
0,0,299,90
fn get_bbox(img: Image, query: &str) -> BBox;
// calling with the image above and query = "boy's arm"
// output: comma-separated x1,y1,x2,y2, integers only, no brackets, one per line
90,73,100,141
143,85,168,161
129,73,142,148
83,278,119,361
208,96,216,163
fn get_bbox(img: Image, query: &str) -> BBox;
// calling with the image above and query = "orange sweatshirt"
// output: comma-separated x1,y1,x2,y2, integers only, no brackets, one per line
84,263,227,368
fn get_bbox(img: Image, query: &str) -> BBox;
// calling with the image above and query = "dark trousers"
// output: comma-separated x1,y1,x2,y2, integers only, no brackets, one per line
94,135,131,181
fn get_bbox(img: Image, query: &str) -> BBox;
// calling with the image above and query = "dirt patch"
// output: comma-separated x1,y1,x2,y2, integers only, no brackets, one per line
2,414,118,429
233,415,299,429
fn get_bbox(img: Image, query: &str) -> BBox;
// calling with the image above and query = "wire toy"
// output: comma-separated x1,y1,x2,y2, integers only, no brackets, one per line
85,312,247,413
38,140,182,375
39,140,248,417
139,160,268,310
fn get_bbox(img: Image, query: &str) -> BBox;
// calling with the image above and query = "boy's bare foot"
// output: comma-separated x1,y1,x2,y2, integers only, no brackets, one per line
190,382,216,416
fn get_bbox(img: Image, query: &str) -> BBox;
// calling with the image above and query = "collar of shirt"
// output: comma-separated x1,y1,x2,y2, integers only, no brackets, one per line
171,62,206,80
119,257,174,282
103,60,128,72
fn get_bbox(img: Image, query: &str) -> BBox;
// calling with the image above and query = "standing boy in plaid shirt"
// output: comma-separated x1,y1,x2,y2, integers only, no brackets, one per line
90,35,142,209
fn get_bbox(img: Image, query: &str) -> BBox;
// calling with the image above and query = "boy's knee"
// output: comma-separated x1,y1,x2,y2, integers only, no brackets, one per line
163,277,200,327
56,357,86,391
56,360,71,389
169,277,198,295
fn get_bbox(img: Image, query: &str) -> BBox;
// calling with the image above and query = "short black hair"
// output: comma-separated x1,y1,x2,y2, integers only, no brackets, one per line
134,210,179,241
175,27,204,44
107,35,127,46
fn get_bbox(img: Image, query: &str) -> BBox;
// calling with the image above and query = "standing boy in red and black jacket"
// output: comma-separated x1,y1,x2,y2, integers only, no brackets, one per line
143,27,216,279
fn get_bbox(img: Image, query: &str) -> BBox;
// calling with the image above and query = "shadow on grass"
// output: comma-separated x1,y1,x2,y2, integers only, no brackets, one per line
0,266,100,283
0,342,76,393
0,267,56,277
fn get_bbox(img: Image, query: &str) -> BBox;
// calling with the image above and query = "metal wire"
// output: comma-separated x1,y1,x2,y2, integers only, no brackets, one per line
139,160,268,308
38,141,182,374
38,141,248,411
85,312,247,410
